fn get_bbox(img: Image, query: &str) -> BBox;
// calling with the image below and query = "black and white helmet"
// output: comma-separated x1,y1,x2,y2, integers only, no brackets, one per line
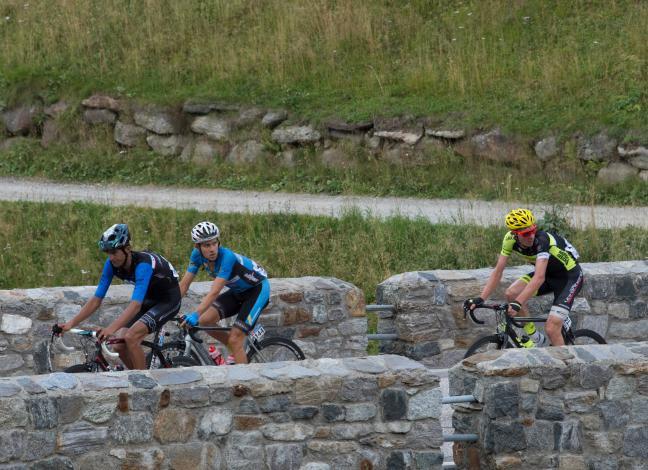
191,221,220,243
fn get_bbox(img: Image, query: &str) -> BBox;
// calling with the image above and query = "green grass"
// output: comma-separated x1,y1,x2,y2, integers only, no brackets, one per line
0,0,646,136
2,138,648,206
1,201,646,301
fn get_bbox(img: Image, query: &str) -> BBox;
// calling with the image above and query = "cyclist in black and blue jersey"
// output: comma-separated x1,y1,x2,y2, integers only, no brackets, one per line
60,224,181,369
465,208,583,347
179,221,270,364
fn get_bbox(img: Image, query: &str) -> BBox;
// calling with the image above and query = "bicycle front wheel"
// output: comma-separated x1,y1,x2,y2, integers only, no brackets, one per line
464,335,510,359
247,337,305,363
63,363,96,373
147,341,204,368
568,329,607,346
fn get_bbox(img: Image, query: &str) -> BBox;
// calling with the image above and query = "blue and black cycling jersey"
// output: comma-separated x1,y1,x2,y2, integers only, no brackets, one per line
186,246,267,293
95,251,180,302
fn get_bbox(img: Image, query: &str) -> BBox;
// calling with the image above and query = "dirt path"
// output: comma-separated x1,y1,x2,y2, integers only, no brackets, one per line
1,177,646,229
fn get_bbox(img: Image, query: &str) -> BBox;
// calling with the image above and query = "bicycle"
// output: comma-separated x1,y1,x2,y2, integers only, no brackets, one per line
462,302,606,358
49,323,199,373
156,319,306,366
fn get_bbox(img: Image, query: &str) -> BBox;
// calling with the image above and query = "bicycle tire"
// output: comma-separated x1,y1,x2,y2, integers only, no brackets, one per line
247,336,305,363
63,363,95,373
568,329,607,346
147,341,204,369
169,356,201,368
464,335,509,359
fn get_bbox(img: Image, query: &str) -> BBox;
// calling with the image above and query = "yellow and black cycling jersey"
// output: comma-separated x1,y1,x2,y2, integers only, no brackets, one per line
501,230,580,273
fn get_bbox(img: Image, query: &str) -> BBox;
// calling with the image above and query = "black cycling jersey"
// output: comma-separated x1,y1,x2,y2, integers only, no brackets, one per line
501,230,580,275
95,251,180,302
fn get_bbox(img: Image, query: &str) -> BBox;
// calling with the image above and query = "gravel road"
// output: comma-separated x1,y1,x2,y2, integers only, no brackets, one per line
1,177,645,229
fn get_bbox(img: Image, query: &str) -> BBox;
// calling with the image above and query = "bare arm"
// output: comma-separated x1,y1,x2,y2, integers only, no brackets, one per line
62,296,103,330
480,255,509,300
196,277,227,315
515,258,548,305
179,271,196,297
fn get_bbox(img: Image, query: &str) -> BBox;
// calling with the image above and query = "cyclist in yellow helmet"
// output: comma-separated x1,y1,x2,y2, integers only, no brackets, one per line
465,208,583,347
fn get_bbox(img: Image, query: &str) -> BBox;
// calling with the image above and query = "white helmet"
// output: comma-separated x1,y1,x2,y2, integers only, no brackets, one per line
191,221,220,243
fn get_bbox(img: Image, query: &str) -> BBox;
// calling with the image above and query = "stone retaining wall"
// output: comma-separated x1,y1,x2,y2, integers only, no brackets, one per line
2,95,647,182
448,342,648,469
376,260,648,368
0,355,442,469
0,277,366,377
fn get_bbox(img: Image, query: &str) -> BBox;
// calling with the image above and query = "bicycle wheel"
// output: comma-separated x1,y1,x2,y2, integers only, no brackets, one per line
147,341,203,369
63,363,95,373
169,356,201,367
247,337,305,363
464,335,510,359
568,329,607,346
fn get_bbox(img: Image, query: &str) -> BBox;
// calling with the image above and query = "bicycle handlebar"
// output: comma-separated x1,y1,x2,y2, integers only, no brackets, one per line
52,327,120,359
175,318,204,344
463,302,509,325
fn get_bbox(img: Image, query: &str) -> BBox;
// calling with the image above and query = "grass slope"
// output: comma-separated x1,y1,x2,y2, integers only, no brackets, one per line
1,201,646,301
0,0,646,136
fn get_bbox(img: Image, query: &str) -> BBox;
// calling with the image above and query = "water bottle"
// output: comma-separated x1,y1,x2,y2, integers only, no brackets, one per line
208,345,225,365
158,327,166,347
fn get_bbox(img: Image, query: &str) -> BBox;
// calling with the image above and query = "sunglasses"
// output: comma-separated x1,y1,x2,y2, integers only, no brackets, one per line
513,225,537,237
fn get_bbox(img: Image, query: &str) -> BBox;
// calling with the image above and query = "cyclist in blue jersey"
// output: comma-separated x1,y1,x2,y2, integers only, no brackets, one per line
179,221,270,364
59,224,181,369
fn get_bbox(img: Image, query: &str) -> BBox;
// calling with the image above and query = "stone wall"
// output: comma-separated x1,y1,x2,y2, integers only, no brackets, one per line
2,95,647,182
376,260,648,368
0,277,367,377
0,355,442,469
448,342,648,469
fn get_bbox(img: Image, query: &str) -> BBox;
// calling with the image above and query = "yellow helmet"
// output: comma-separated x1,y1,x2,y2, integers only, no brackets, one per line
505,208,536,230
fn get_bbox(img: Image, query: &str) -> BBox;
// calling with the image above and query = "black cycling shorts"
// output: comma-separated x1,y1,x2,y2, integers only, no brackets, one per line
126,285,182,333
520,265,584,311
212,280,270,333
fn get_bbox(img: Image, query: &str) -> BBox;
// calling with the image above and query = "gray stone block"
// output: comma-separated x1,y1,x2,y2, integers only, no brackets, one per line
579,364,613,389
289,406,318,420
623,425,648,457
58,422,108,456
0,430,25,463
629,301,647,319
407,388,442,420
110,412,154,444
338,377,378,402
525,420,554,451
259,394,291,413
344,403,376,422
27,397,58,429
266,443,303,470
56,395,83,424
28,456,74,470
599,400,630,429
484,382,519,419
630,397,648,423
380,389,407,421
128,373,157,389
321,404,345,422
238,397,260,414
615,276,637,298
198,409,233,438
554,420,582,451
406,420,443,448
484,421,526,453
